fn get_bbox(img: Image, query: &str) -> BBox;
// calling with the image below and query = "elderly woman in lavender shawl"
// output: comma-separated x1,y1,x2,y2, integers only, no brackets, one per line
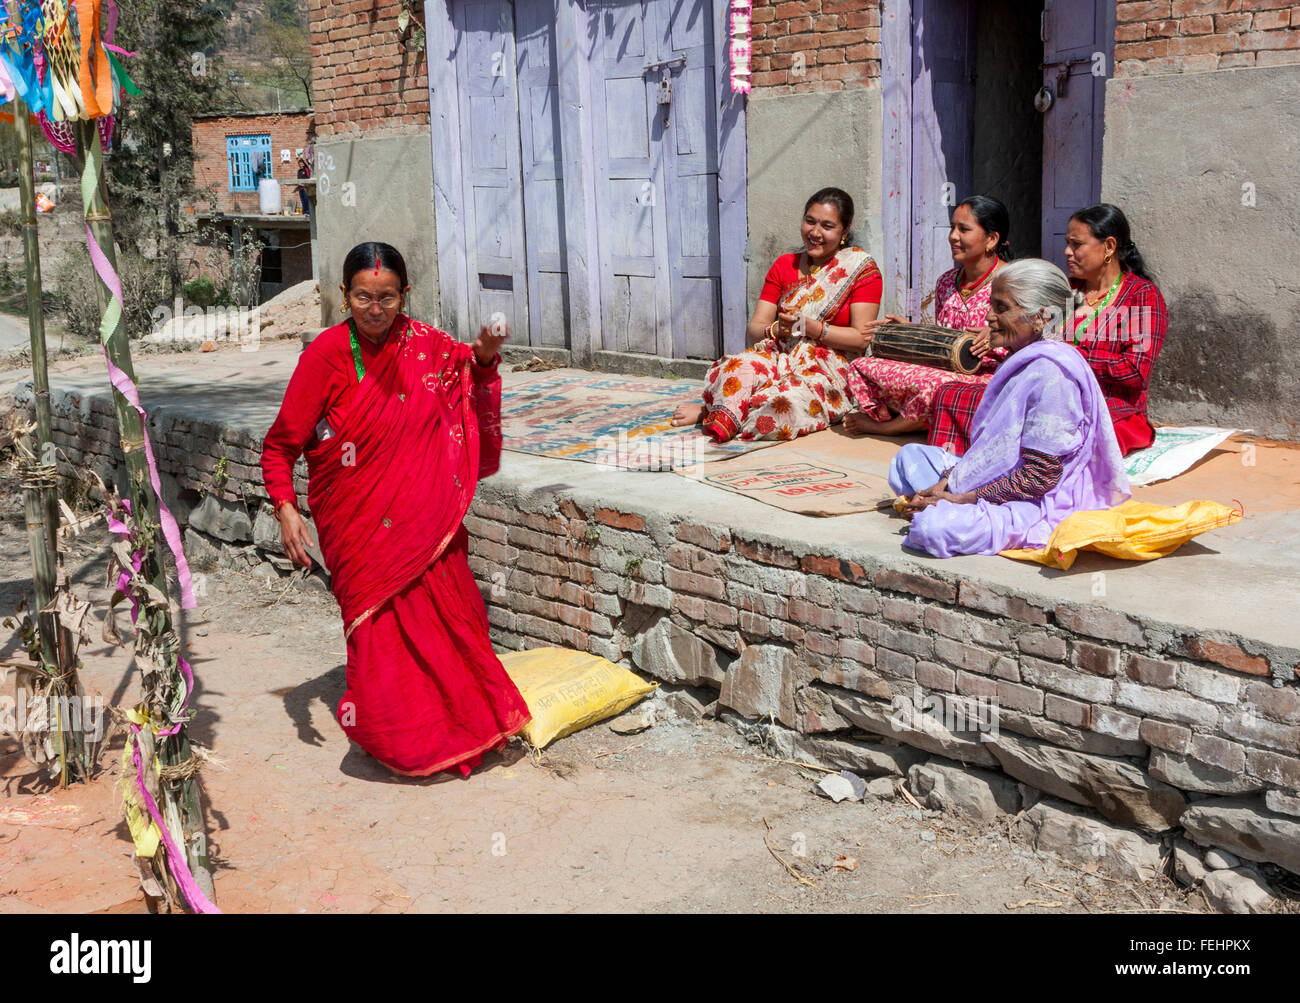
890,259,1131,558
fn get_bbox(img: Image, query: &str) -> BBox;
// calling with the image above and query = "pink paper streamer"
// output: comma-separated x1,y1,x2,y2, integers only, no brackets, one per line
88,310,195,608
129,734,221,914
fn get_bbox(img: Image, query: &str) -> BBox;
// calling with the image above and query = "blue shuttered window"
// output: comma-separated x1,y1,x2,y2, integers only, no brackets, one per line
226,134,272,191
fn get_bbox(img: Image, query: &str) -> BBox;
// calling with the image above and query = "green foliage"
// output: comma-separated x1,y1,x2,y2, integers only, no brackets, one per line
55,246,168,342
182,276,222,308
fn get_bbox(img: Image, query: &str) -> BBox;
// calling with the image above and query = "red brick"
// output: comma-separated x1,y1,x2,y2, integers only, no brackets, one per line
1045,694,1092,728
800,553,868,582
999,680,1046,715
874,569,957,603
1189,733,1246,772
1118,1,1174,23
1126,654,1177,687
592,507,645,531
1240,28,1300,49
1181,14,1218,32
1253,9,1292,31
1257,48,1300,65
1117,22,1148,40
959,582,1048,625
737,538,800,569
1138,718,1191,753
1168,32,1238,54
1117,38,1171,59
1072,640,1120,677
916,661,956,692
1214,11,1253,31
675,521,730,552
1179,637,1270,676
1170,0,1238,16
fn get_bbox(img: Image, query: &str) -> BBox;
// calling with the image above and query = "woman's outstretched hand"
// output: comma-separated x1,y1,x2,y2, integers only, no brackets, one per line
473,321,510,366
279,505,316,569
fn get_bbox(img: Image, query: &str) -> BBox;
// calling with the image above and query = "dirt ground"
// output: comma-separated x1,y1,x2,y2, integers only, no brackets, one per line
0,480,1212,915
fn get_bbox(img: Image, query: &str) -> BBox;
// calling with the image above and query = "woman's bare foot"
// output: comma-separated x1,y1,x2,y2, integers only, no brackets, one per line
672,403,707,427
843,412,927,437
842,412,878,437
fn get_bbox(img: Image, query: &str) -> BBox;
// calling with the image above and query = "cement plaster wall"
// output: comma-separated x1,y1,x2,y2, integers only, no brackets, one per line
313,132,441,330
745,88,885,309
1102,65,1300,441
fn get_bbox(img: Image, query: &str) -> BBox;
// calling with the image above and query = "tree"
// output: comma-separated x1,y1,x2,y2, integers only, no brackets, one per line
107,1,230,303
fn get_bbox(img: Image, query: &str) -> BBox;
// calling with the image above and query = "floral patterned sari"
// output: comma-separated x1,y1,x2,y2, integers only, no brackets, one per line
701,247,880,442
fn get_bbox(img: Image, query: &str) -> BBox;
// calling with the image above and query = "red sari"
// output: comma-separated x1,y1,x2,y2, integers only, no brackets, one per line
261,316,530,776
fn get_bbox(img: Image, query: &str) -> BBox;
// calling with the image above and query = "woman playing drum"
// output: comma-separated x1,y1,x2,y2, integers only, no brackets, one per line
928,203,1168,456
671,187,881,442
843,195,1012,437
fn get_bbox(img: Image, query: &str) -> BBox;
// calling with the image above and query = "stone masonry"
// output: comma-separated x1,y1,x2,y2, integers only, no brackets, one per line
17,378,1300,880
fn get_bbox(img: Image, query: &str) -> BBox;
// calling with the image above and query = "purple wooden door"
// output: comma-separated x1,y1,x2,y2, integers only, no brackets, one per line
515,0,570,347
453,0,530,340
588,0,721,359
908,0,974,319
1041,0,1115,265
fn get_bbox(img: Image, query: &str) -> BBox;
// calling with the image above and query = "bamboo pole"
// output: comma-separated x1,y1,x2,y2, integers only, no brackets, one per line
76,120,214,902
13,98,85,782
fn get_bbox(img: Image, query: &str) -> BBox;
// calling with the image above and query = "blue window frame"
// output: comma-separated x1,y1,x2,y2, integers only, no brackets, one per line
226,134,272,191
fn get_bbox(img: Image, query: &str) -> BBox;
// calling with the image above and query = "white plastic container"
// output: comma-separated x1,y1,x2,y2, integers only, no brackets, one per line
258,177,282,215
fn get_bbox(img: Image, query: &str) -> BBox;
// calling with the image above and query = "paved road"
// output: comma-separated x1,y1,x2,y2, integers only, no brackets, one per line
0,311,30,352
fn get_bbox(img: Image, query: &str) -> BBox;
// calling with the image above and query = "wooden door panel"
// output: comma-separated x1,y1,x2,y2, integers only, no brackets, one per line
1041,0,1114,266
455,0,528,340
515,0,570,347
910,0,974,319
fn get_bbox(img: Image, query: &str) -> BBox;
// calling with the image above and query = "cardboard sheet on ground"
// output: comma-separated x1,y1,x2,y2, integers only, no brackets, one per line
675,432,896,516
499,372,775,467
1123,426,1237,486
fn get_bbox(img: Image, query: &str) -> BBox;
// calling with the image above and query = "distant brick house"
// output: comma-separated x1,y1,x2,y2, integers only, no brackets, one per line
306,0,1300,438
190,109,317,300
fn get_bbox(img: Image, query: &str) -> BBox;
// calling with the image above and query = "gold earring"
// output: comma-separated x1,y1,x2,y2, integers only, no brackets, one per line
339,301,349,315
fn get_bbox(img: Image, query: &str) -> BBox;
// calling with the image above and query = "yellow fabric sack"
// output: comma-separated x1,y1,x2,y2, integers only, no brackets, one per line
1002,499,1242,570
500,647,657,749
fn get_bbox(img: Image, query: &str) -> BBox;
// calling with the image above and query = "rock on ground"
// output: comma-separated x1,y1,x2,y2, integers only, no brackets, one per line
1202,868,1277,914
907,759,1020,821
1173,840,1208,888
1020,799,1163,882
631,617,733,688
988,732,1186,832
1181,797,1300,874
792,733,926,778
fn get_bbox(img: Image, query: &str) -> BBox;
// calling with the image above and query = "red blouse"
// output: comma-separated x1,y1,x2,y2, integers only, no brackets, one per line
261,320,500,512
759,252,883,327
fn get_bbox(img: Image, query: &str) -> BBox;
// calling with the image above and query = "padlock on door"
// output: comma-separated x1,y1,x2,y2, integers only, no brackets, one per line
657,75,672,124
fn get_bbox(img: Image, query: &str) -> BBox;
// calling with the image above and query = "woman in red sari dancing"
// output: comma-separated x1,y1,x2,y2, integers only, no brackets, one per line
843,195,1012,437
261,242,530,777
671,188,881,441
928,204,1168,457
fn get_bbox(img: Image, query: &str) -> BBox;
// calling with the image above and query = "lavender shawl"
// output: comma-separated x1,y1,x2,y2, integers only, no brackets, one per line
906,340,1130,557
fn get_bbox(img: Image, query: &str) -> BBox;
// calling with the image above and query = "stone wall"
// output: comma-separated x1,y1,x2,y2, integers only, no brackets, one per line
16,380,1300,886
1115,1,1300,77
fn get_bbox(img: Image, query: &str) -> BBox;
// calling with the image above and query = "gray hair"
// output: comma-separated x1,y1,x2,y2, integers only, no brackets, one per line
992,258,1083,341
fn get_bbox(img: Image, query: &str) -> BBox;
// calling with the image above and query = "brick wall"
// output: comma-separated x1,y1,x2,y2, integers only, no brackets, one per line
751,0,881,93
192,112,314,215
18,378,1300,876
1115,0,1300,77
307,0,430,140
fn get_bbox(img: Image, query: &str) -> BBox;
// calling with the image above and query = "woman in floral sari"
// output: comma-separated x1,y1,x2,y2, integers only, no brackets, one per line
844,195,1012,437
261,242,530,777
672,187,881,441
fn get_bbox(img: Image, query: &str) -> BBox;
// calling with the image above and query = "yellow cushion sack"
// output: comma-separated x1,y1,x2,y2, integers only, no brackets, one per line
1002,499,1242,570
500,647,657,749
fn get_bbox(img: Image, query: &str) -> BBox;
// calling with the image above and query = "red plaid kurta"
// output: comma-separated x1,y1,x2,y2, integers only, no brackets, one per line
928,274,1168,456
